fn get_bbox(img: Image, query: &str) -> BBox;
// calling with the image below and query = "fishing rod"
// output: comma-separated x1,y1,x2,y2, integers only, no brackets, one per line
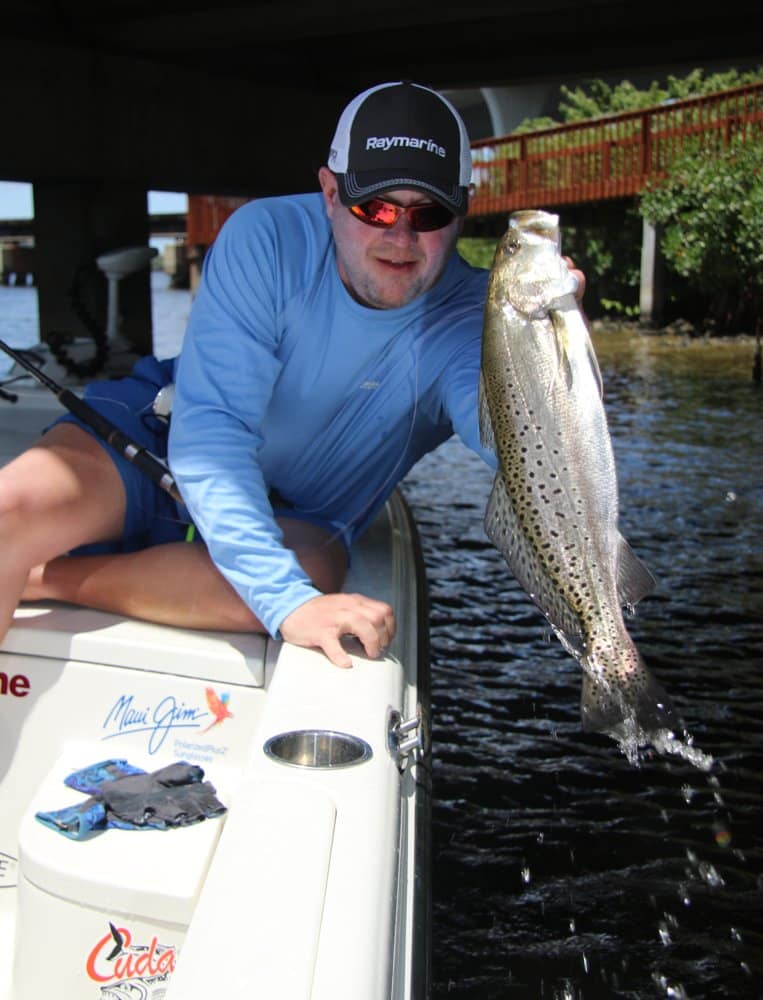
0,337,183,504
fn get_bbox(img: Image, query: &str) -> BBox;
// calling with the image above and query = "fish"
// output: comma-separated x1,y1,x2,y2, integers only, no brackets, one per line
478,209,678,755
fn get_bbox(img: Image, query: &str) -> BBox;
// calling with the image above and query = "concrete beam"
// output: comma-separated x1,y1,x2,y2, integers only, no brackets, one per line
0,39,343,350
0,38,343,198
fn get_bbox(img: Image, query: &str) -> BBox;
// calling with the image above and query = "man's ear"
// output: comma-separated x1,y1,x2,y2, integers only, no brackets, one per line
318,166,339,218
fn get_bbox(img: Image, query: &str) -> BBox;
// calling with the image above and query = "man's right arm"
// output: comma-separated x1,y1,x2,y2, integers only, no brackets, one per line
169,205,324,637
169,203,395,665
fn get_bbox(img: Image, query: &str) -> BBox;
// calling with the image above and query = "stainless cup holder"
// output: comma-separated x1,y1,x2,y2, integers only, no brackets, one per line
263,729,373,769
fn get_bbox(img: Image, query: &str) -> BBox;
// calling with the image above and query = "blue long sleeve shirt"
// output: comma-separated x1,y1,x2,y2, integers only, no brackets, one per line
169,192,493,637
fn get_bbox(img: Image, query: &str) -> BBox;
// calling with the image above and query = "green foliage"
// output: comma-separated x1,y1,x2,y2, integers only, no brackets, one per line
560,205,643,320
512,65,763,133
600,298,640,319
500,65,763,329
639,132,763,330
511,116,559,135
457,236,499,270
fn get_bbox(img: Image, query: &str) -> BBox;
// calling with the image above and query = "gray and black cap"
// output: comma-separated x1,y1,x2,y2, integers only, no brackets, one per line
328,81,473,216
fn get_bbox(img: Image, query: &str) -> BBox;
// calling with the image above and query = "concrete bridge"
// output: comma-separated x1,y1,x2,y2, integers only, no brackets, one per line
1,1,761,349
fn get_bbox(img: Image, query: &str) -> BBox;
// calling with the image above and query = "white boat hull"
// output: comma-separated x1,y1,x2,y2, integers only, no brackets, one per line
0,378,431,1000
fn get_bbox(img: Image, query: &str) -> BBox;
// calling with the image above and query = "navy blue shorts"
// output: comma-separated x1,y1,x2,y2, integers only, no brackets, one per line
53,355,350,561
53,355,191,554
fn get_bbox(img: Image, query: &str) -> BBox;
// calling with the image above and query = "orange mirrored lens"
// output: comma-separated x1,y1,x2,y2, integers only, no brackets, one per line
350,199,454,232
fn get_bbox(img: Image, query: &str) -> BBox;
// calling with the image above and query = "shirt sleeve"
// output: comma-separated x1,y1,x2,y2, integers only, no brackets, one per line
439,322,498,471
168,204,321,637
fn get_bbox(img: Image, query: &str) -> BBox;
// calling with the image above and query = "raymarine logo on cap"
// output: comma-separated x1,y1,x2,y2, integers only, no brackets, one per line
366,136,447,158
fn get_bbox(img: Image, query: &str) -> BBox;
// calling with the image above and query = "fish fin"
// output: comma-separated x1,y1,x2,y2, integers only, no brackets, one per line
478,372,496,452
485,474,584,648
548,307,575,390
549,296,603,397
617,535,657,607
586,335,604,400
580,653,678,741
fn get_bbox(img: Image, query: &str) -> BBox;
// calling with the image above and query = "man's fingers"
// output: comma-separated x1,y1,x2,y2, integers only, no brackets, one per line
279,592,397,668
321,635,354,669
562,256,586,301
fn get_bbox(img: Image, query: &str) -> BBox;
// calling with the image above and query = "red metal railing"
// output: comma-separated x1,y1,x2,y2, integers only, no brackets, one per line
469,81,763,216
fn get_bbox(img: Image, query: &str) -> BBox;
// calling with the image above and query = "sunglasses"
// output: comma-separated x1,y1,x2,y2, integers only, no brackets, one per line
349,197,455,233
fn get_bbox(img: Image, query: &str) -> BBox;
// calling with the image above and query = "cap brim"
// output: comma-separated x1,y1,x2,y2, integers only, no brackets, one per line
336,170,469,216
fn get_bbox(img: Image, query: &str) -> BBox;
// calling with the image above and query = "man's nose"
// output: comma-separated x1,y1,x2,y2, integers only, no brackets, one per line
382,214,418,242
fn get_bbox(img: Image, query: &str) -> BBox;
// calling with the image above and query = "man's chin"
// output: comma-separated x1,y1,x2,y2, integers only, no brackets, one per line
368,271,426,309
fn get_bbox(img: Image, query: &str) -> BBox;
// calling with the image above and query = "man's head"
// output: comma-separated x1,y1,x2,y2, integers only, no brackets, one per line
319,81,473,310
328,81,472,215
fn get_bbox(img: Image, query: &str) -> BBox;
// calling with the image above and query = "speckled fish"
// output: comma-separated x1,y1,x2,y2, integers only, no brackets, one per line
479,209,677,748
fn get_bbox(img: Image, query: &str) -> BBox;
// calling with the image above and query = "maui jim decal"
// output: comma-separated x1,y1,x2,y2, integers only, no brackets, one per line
87,922,176,996
101,686,232,754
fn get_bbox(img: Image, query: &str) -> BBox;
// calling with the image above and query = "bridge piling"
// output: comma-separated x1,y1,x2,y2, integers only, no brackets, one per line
639,219,665,327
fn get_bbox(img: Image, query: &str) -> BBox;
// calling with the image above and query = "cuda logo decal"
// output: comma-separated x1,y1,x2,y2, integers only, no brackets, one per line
87,922,176,997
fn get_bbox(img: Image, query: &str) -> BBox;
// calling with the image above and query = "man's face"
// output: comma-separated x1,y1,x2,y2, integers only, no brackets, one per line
319,167,463,310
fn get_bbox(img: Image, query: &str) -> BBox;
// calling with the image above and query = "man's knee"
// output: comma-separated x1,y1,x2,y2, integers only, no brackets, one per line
0,426,126,551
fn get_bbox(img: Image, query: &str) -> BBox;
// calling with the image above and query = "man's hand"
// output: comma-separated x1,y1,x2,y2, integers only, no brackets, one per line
563,256,586,302
280,592,397,668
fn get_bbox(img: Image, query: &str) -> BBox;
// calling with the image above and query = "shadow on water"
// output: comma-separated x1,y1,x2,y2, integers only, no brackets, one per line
401,331,762,999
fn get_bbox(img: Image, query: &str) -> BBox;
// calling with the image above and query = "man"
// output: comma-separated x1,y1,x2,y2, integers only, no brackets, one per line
1,81,582,667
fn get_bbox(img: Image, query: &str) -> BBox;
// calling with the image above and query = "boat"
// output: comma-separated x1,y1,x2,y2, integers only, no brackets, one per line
0,353,432,1000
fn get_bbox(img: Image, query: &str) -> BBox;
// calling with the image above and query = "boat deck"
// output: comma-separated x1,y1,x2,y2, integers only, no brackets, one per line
0,379,430,999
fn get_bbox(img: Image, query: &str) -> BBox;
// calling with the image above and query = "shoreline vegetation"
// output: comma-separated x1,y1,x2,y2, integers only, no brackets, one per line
590,317,760,343
459,66,763,340
458,236,761,346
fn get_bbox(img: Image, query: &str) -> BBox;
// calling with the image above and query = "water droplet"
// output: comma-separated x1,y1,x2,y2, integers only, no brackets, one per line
521,866,532,884
652,973,690,999
569,918,576,933
730,927,743,942
725,490,737,502
698,861,725,888
536,831,545,844
680,783,695,803
658,921,672,946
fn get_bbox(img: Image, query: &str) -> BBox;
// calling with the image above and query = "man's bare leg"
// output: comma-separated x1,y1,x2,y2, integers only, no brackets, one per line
19,517,348,633
0,423,126,642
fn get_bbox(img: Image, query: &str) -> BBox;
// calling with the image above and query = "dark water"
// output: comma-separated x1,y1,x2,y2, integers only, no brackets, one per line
400,332,763,1000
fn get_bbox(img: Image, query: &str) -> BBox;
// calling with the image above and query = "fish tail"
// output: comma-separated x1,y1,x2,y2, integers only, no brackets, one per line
580,646,678,743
